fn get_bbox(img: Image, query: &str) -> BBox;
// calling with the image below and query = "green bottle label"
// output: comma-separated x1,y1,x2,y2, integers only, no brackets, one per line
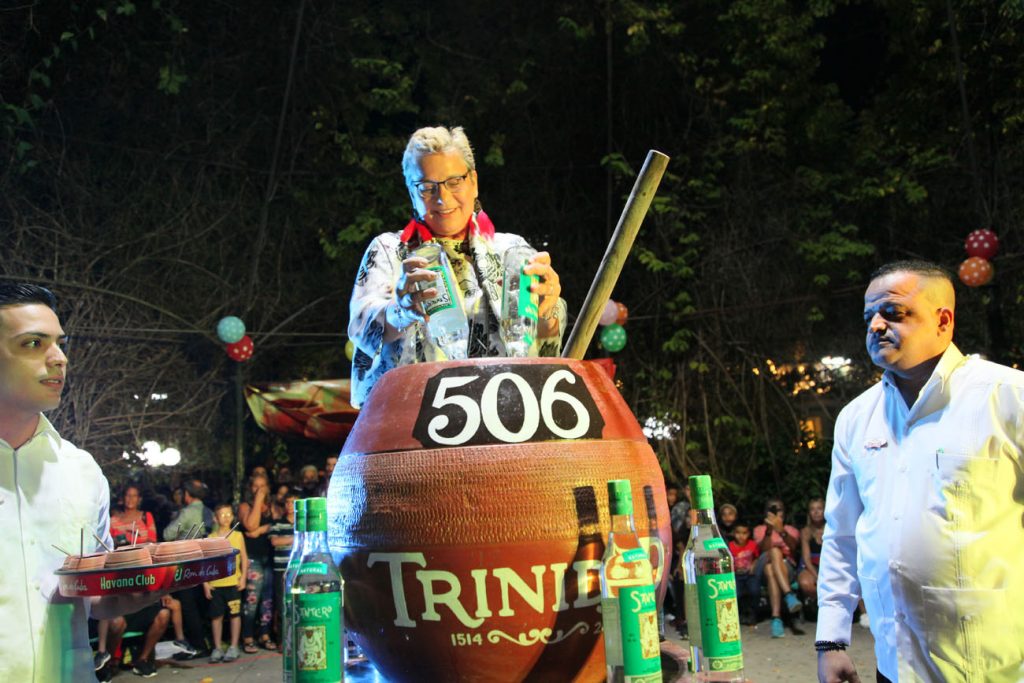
696,573,743,671
294,591,342,682
298,562,328,575
703,538,726,551
622,548,646,562
618,585,662,681
518,271,538,346
423,265,457,316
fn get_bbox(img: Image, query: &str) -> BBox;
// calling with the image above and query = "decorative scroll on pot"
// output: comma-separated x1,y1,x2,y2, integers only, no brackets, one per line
328,358,669,682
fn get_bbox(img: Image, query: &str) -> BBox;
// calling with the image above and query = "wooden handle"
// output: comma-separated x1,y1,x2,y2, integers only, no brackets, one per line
562,149,670,359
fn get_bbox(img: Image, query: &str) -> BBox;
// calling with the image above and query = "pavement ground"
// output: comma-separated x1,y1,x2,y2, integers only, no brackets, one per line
108,617,877,682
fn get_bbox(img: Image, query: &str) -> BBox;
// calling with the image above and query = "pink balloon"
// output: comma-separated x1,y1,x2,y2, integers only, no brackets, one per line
599,299,618,326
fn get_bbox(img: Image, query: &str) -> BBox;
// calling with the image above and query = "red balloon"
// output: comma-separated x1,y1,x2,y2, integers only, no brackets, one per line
614,301,629,326
964,229,999,259
958,257,994,287
226,335,254,361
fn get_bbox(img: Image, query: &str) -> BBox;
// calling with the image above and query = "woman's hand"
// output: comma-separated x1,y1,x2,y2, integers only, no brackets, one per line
390,256,439,328
525,252,561,325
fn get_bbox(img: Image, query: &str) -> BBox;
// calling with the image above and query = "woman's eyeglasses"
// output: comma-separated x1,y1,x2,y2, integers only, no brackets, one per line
413,172,470,198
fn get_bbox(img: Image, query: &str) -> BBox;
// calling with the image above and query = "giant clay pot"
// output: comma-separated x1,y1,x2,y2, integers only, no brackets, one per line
328,358,669,682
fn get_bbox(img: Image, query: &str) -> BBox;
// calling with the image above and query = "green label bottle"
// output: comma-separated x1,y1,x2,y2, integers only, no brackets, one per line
682,475,744,680
292,497,343,683
600,479,662,683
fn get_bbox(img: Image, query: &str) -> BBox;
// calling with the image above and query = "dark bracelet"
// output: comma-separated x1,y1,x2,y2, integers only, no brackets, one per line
814,640,848,652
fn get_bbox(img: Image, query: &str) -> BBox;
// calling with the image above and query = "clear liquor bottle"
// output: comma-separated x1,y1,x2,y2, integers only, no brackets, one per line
283,498,307,682
291,497,344,683
600,479,662,683
682,475,744,681
410,241,468,360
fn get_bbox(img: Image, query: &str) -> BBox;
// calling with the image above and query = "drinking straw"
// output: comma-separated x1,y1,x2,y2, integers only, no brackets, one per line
224,522,240,537
92,532,113,552
562,149,670,360
52,544,72,556
131,521,138,547
80,529,84,557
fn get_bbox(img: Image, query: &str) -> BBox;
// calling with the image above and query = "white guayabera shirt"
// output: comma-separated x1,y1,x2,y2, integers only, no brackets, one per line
0,415,111,683
817,344,1024,682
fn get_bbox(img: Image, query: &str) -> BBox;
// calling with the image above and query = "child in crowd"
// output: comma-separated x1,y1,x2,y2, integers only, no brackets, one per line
204,504,248,663
728,523,761,624
718,503,738,540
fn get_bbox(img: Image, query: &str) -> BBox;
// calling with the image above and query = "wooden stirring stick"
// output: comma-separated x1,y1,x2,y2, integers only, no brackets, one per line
92,532,113,552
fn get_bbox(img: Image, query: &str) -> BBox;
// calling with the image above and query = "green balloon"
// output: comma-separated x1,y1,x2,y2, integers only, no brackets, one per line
600,323,627,352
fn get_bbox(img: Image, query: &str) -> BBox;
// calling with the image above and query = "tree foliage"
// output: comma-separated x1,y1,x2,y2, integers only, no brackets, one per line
2,0,1022,512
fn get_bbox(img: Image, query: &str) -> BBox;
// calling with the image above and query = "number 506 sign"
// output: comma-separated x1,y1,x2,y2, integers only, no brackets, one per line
412,364,605,448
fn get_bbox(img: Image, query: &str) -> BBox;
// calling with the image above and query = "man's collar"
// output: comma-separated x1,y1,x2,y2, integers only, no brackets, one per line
881,343,965,392
35,413,61,439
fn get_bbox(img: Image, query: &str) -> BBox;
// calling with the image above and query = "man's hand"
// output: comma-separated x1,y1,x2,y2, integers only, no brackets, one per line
818,650,861,683
765,511,784,533
203,583,212,600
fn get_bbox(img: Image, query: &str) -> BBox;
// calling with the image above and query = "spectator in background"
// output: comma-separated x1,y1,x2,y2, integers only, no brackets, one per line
97,483,173,669
798,497,825,620
717,503,738,540
268,492,298,642
204,504,247,663
297,464,320,498
668,481,691,633
729,523,761,625
239,472,276,653
102,601,171,678
754,497,802,638
317,455,338,497
163,479,213,540
163,478,214,659
274,466,293,489
109,485,157,547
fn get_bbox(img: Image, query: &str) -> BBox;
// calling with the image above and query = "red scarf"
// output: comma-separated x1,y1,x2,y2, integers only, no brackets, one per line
399,210,495,244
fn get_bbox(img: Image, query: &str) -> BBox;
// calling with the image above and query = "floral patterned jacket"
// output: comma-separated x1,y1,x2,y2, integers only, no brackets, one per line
348,228,567,408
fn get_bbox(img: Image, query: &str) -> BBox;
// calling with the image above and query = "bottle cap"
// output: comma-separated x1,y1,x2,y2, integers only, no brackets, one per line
293,498,307,533
689,474,714,510
607,479,634,516
306,497,327,532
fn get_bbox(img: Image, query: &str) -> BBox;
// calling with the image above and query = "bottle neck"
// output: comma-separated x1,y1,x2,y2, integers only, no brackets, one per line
303,528,330,554
693,507,717,527
609,511,639,538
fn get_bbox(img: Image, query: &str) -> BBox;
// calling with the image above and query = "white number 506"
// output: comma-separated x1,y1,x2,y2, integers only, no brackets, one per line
426,369,591,446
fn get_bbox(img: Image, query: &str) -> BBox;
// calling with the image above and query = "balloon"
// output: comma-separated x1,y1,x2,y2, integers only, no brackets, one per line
958,257,993,287
615,301,629,326
965,229,999,260
345,339,355,361
600,323,627,352
599,299,618,326
216,316,246,344
226,335,254,362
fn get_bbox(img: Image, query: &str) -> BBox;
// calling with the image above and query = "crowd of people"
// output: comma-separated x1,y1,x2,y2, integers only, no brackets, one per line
89,460,337,679
663,482,844,641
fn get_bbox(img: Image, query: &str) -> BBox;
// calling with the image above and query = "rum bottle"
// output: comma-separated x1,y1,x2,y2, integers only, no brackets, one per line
682,475,744,681
600,479,662,683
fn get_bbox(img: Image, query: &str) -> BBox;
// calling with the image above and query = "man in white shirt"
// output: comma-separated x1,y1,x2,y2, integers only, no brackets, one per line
816,262,1024,682
0,283,162,682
